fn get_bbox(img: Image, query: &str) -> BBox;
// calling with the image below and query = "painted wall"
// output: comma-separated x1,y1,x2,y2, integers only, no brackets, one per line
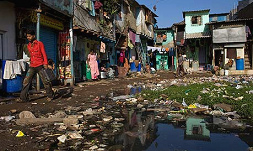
185,11,209,34
0,1,16,60
209,15,227,22
186,118,210,137
155,29,174,47
163,30,174,46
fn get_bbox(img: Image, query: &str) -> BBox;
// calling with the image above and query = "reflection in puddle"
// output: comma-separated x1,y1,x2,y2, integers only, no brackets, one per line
113,110,253,151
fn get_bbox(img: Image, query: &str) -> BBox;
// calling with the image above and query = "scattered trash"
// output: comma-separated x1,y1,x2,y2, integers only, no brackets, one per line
0,116,15,122
57,135,67,143
213,103,232,112
89,145,98,150
19,111,36,119
16,131,25,137
68,132,83,139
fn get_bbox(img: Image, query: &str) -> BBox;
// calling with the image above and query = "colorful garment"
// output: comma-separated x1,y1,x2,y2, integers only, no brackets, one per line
88,54,99,79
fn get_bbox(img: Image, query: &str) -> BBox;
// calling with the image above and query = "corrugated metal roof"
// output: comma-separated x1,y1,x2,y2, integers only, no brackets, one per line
206,18,253,25
185,32,211,39
173,21,185,26
183,9,210,13
155,27,173,31
209,13,229,16
183,9,210,18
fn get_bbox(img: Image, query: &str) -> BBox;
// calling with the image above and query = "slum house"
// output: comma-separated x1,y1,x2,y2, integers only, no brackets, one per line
73,0,116,81
173,21,186,69
126,0,139,66
237,2,253,70
183,9,212,71
0,0,74,94
114,1,157,73
150,27,175,70
207,19,250,75
136,5,158,70
114,0,135,76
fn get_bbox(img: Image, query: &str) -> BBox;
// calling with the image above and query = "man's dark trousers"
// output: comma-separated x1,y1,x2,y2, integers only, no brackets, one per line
20,65,54,101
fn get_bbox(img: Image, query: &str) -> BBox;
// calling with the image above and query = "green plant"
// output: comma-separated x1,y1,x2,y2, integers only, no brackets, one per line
103,0,121,17
139,82,253,119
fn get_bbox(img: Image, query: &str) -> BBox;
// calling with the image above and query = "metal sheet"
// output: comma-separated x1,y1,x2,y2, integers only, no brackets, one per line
213,26,246,43
40,0,73,16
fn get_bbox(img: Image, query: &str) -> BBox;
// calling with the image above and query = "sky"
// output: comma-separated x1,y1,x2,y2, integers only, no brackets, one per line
136,0,239,27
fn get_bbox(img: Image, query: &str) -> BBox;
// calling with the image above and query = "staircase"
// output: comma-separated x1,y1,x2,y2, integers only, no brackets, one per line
137,43,146,71
244,54,251,69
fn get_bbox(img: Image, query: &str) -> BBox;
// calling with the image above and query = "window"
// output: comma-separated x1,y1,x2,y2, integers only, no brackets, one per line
191,16,202,25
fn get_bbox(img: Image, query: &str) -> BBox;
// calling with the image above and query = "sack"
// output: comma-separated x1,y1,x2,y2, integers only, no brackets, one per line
41,68,56,82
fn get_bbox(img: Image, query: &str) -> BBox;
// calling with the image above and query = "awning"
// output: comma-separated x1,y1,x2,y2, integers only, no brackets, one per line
185,32,211,39
224,43,245,48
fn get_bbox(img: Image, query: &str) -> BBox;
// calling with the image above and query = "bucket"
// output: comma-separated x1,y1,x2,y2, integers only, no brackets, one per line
192,61,199,72
100,72,107,79
130,62,137,72
183,61,189,70
225,70,229,76
236,58,244,70
137,63,141,72
2,60,23,93
86,64,91,80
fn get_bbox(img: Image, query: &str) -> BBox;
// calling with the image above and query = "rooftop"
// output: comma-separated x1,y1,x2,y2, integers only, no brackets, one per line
140,5,158,17
183,9,210,18
209,13,230,16
206,18,253,25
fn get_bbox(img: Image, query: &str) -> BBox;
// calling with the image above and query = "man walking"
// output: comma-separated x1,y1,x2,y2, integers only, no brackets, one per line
175,53,185,77
19,30,54,102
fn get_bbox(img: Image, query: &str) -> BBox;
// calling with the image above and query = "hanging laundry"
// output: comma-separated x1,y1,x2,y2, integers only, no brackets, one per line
3,60,26,79
94,0,103,9
100,41,106,53
128,37,134,49
129,30,136,44
85,0,93,11
246,26,252,38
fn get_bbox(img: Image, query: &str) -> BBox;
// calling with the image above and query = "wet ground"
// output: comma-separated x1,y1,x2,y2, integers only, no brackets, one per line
1,71,253,151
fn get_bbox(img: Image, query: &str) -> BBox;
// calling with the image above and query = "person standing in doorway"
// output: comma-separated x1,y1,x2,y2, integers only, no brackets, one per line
18,30,54,102
118,50,125,67
87,50,99,80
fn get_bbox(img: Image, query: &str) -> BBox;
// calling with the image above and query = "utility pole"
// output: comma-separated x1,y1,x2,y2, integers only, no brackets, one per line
36,3,41,92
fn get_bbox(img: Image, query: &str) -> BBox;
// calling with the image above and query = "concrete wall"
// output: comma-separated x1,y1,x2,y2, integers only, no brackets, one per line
0,1,16,60
185,11,209,34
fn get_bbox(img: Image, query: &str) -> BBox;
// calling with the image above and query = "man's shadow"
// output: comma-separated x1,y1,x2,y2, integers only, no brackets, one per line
28,87,74,102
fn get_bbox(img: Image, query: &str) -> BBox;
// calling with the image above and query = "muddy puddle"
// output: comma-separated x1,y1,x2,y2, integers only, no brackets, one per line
111,110,253,151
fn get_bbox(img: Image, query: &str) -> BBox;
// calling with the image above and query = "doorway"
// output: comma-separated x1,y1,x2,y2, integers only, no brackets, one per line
215,50,223,67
